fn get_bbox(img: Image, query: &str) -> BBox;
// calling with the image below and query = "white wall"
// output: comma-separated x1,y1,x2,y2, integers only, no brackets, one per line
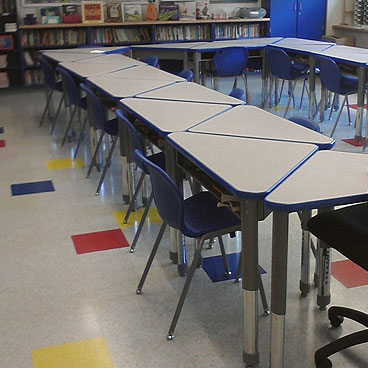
326,0,355,35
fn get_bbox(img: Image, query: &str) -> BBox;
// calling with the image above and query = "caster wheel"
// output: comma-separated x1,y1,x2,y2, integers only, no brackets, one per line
329,314,344,328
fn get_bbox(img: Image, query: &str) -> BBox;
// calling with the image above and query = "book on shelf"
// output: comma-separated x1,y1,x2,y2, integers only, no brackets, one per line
158,3,179,21
0,72,9,88
175,1,195,20
81,1,104,24
195,1,209,19
62,5,81,23
40,7,61,24
123,3,143,22
106,3,122,22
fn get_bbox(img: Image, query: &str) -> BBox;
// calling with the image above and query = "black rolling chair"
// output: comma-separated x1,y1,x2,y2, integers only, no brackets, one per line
307,203,368,368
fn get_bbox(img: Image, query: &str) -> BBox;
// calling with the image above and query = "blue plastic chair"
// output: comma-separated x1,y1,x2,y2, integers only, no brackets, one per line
38,54,64,130
55,66,88,148
288,116,321,133
178,69,193,82
207,47,250,103
143,56,159,67
316,56,358,137
229,87,246,101
116,109,165,253
81,83,119,196
265,47,309,118
134,148,268,339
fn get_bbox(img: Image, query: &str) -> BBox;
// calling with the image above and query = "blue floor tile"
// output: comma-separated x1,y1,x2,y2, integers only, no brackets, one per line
11,180,55,196
202,252,266,283
0,127,4,134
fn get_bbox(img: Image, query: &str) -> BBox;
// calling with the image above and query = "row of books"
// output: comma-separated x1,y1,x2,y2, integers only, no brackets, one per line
155,25,210,42
20,29,87,47
214,23,261,40
24,69,43,85
90,27,150,44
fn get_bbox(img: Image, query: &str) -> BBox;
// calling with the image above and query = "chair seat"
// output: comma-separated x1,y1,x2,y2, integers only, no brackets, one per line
148,152,165,170
290,62,309,80
55,80,63,92
339,73,359,95
183,191,240,238
79,96,87,110
104,118,118,136
307,203,368,271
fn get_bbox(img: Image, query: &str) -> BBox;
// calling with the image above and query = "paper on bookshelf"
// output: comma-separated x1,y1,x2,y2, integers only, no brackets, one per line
175,2,195,20
195,1,209,19
106,3,122,22
81,1,104,24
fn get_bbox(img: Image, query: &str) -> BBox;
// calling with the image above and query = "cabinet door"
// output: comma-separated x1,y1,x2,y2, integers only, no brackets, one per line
270,0,298,37
296,0,327,40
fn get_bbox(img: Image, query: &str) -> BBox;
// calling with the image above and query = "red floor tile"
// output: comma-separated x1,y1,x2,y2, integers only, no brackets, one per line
349,104,367,110
72,229,129,254
331,260,368,288
342,137,366,147
0,140,5,148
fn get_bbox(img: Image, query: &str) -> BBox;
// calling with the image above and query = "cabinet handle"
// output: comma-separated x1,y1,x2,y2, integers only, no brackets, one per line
299,2,302,15
294,2,297,12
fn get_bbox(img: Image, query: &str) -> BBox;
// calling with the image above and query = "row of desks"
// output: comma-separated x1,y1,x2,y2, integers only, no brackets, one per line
42,44,368,368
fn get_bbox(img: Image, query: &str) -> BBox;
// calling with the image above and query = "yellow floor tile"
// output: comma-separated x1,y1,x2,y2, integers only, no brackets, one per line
32,337,113,368
46,158,85,170
114,207,162,229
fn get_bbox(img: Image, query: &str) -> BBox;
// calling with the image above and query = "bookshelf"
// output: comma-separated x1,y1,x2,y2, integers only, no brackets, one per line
0,0,22,88
18,18,269,85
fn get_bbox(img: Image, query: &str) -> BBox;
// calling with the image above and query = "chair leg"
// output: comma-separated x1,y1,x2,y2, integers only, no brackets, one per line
278,79,285,104
299,78,307,109
73,113,89,160
39,89,53,127
328,93,337,121
283,81,297,118
86,131,105,178
61,105,77,147
124,171,145,224
258,272,270,315
136,222,167,294
217,236,231,276
50,94,64,134
346,96,352,125
315,329,368,368
130,191,154,253
167,235,206,340
95,135,118,195
328,306,368,328
330,95,347,137
242,73,250,104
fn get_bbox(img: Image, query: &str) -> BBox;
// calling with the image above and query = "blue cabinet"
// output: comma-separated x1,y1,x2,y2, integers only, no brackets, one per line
269,0,327,40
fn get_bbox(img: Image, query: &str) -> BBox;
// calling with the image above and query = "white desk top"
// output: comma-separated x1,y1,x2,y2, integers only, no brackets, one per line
168,132,318,198
132,41,211,50
137,82,244,105
41,46,130,54
189,106,334,149
320,45,368,64
87,76,175,99
265,150,368,212
107,65,185,82
271,43,334,54
74,53,145,66
191,37,283,51
60,61,133,79
42,51,101,63
273,38,334,47
120,97,231,135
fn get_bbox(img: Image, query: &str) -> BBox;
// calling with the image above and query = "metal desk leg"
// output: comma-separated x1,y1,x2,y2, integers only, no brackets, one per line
270,210,289,368
118,118,131,204
241,199,259,367
183,50,189,70
355,66,366,141
319,85,326,123
193,52,201,84
261,49,268,108
316,207,333,310
165,142,187,276
308,56,316,119
300,210,312,296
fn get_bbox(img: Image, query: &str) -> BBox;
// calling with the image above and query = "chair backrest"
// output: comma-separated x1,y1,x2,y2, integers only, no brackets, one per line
38,54,58,90
288,116,321,133
316,56,342,93
56,66,82,108
229,87,245,101
115,109,146,171
265,47,293,80
179,69,193,82
80,83,106,130
213,47,248,77
134,148,183,230
143,56,159,67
